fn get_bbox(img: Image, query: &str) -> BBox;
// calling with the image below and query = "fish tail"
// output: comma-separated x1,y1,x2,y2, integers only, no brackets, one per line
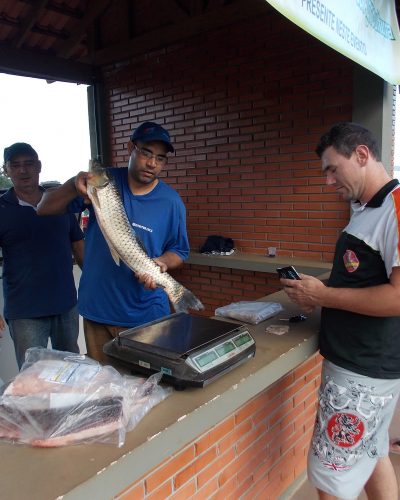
167,285,204,313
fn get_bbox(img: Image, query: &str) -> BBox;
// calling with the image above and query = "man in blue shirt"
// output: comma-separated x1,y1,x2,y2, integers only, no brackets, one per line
38,122,190,363
0,143,84,368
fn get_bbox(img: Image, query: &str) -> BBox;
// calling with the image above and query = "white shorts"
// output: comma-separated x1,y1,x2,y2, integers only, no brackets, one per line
308,359,400,499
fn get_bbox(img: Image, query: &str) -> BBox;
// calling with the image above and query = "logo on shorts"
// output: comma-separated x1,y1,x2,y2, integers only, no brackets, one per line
343,249,359,273
326,412,364,448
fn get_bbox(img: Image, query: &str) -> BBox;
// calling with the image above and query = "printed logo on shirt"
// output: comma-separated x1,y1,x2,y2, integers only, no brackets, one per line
326,412,364,448
132,222,153,233
343,249,359,272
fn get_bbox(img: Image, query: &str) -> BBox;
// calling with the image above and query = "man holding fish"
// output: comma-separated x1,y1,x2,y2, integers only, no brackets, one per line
38,122,202,363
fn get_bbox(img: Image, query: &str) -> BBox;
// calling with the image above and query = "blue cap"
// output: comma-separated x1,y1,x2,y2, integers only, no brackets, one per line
4,142,38,163
130,122,174,152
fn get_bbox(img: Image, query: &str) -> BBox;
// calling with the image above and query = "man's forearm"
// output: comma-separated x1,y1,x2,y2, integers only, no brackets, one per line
72,239,84,269
158,251,183,270
322,283,400,317
37,177,78,215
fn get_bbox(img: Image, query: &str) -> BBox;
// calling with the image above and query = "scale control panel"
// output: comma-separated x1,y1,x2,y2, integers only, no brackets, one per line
185,330,254,373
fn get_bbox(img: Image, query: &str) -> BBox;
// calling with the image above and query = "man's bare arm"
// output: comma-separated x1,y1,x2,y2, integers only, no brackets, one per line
155,251,183,271
281,267,400,317
37,172,90,215
136,252,184,290
72,239,84,269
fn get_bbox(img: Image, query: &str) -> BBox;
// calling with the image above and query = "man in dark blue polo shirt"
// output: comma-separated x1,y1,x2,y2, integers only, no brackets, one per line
0,142,84,368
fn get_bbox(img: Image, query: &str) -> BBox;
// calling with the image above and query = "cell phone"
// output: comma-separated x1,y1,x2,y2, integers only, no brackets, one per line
276,265,301,280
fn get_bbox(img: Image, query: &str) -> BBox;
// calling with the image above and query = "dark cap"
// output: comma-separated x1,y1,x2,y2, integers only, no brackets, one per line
4,143,38,163
130,122,174,152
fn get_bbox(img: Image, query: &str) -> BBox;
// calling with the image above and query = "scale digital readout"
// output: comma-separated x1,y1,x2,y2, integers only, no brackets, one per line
187,330,253,373
103,313,256,388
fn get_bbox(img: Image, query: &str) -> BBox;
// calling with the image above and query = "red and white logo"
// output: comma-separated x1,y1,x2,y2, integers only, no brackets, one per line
343,249,359,273
326,412,364,448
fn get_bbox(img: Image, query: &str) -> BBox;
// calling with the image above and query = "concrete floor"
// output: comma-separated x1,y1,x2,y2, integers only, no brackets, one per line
288,407,400,499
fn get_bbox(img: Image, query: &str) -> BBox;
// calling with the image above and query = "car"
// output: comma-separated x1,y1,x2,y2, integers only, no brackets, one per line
40,181,61,190
79,209,90,234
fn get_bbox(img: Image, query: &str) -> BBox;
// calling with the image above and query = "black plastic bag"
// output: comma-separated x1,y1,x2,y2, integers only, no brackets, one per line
200,235,234,255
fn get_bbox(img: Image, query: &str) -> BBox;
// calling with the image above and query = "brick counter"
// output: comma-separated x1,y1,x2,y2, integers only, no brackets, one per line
1,289,321,499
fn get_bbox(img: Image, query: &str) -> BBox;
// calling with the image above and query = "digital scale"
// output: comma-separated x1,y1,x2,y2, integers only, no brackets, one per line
103,312,256,389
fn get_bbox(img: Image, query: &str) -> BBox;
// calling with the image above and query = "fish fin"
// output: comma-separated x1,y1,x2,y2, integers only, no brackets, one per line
108,244,121,266
99,231,121,266
169,287,204,313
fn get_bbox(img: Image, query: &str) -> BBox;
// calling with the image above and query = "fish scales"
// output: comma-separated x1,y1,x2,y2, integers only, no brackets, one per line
87,168,204,313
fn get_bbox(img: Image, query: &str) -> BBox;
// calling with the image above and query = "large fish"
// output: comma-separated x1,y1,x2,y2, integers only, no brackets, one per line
86,163,204,313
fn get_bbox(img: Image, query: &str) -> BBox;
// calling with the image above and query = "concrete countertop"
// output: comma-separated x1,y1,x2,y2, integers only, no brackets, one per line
187,251,332,276
0,289,321,500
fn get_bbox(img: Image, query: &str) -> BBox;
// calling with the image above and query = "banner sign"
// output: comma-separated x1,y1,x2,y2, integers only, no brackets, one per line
265,0,400,84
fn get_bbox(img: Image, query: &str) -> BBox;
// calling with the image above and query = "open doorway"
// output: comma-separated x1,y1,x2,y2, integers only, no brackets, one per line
0,74,90,185
0,74,91,382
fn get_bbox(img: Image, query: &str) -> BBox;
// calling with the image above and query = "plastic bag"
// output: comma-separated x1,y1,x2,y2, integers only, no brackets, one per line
215,301,283,324
265,325,289,335
0,347,172,448
200,235,235,255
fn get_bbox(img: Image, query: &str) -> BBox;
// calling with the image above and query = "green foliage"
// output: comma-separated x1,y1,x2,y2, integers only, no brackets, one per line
0,173,12,189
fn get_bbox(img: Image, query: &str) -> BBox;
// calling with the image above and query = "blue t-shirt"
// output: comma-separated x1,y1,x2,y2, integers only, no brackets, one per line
0,188,83,319
68,167,189,326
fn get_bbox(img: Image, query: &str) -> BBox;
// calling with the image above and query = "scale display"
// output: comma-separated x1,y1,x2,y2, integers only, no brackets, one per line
104,313,256,388
187,331,254,374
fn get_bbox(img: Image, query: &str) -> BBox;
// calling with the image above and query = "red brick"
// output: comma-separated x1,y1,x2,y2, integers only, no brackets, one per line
195,417,235,455
146,480,173,500
174,447,217,489
116,481,145,500
170,480,196,500
145,446,195,492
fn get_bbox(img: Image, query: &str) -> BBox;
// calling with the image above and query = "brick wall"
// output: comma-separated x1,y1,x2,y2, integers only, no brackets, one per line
172,264,282,317
100,10,348,496
103,7,353,263
116,353,322,500
102,8,354,313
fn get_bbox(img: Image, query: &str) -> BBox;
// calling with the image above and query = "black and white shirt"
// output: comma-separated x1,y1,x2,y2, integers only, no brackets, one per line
320,179,400,378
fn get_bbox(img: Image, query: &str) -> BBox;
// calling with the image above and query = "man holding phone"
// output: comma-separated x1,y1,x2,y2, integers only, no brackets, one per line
276,266,301,281
281,123,400,500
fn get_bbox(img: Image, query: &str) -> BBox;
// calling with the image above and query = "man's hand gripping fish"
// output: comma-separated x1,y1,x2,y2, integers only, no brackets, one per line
86,163,204,313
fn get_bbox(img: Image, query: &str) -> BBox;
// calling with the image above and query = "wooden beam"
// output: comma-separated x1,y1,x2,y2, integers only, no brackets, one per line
13,0,49,49
20,0,83,19
57,0,113,59
159,0,190,21
190,0,204,16
0,45,98,84
85,0,269,67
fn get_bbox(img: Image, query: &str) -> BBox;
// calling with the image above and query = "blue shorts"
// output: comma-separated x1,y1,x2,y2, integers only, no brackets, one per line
8,306,79,368
308,359,400,499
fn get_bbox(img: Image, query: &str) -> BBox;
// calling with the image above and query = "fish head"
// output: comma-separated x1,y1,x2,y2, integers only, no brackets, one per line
87,159,109,189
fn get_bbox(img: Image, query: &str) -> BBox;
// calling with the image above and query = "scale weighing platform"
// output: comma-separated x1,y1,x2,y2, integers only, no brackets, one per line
103,312,256,389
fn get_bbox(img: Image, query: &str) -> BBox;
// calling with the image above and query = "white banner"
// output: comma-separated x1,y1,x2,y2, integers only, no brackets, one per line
265,0,400,84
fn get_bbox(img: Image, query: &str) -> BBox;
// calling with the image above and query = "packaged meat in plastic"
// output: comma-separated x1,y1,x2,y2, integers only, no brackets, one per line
215,301,283,324
0,347,172,447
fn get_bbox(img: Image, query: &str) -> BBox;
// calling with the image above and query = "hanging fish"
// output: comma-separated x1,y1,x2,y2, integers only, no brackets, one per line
86,162,204,313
